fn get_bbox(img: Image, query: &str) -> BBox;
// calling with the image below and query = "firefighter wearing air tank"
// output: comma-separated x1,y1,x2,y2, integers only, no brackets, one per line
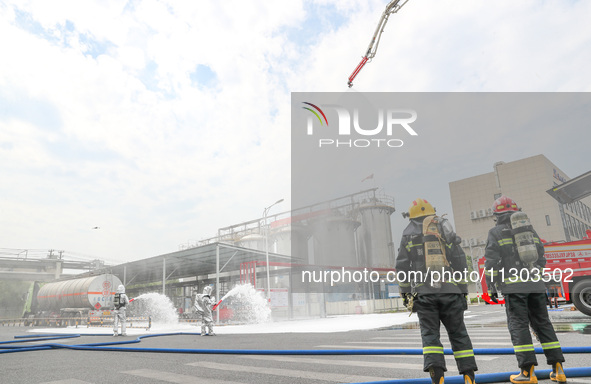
113,284,129,337
484,196,566,384
396,198,477,384
193,285,216,336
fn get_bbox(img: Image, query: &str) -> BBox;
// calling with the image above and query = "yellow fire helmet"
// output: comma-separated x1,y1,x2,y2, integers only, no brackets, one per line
408,198,436,219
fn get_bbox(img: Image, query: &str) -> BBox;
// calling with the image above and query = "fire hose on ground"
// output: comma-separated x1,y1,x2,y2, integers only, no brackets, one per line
1,333,591,383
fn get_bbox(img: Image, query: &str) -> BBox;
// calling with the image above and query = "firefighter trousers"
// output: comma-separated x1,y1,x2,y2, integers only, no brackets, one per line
113,308,126,335
415,293,477,374
200,313,214,335
504,292,565,368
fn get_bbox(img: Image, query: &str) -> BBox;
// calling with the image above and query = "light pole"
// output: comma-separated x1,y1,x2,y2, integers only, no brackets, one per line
263,198,284,302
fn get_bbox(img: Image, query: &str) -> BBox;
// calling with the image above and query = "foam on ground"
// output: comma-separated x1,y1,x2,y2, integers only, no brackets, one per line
30,312,418,335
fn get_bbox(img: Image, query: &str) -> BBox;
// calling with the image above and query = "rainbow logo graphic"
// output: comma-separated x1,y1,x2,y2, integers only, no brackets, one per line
302,102,328,126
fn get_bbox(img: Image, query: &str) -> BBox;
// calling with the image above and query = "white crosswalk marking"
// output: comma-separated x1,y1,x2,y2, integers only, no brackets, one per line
389,329,509,332
123,369,244,384
315,344,419,350
346,341,512,346
454,336,511,340
373,336,511,340
313,345,498,360
463,329,510,333
241,354,424,370
187,361,394,382
568,379,591,384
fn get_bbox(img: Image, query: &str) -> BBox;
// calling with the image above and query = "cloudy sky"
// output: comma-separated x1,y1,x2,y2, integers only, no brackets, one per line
1,0,590,264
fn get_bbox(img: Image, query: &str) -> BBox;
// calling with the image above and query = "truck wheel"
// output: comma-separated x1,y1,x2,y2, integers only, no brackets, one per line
572,280,591,316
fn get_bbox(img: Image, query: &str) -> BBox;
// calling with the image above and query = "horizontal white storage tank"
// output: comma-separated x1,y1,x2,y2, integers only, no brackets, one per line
37,274,122,311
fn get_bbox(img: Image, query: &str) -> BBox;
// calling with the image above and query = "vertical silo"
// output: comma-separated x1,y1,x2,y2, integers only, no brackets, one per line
310,213,361,267
272,224,309,263
236,233,266,251
357,197,396,268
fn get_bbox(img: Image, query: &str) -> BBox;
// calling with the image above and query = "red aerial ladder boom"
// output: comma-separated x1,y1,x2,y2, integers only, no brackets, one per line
347,0,410,88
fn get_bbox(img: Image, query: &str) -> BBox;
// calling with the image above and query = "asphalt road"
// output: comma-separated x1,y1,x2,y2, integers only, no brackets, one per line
1,304,591,384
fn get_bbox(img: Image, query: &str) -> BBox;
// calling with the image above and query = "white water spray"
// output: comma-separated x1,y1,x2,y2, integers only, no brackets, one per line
219,284,271,324
132,292,179,324
128,285,270,328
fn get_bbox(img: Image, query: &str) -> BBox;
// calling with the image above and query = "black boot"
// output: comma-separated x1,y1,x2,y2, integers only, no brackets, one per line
510,365,537,383
463,370,476,384
550,362,566,383
429,367,444,384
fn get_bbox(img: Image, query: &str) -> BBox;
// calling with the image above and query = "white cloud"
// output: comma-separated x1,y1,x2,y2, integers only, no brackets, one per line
0,0,590,263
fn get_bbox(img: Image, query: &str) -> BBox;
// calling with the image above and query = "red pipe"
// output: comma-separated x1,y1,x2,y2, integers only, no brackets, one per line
348,56,369,87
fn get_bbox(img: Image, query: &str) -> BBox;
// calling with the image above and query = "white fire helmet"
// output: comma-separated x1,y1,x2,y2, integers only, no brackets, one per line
117,285,125,294
203,286,212,296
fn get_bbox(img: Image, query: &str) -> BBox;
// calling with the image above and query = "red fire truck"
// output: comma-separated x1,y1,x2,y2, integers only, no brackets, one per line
478,237,591,316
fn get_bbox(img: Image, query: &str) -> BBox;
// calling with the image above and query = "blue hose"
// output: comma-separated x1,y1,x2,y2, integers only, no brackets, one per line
24,344,591,356
2,332,591,384
0,334,79,345
3,332,591,355
350,367,591,384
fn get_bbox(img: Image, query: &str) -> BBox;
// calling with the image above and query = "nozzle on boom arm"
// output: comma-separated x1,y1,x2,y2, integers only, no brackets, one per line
347,0,410,87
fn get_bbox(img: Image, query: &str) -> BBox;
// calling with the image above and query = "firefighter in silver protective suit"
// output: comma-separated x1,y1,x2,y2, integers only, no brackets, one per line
484,196,566,384
396,198,477,384
193,285,216,336
113,284,130,336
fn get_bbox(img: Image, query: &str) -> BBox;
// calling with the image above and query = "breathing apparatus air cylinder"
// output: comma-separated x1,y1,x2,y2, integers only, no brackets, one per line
422,215,449,289
510,211,539,269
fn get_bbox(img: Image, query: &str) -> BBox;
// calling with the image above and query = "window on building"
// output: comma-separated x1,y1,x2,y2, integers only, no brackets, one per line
579,219,585,239
546,215,551,226
570,216,576,238
559,206,569,239
567,215,574,236
559,204,571,242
